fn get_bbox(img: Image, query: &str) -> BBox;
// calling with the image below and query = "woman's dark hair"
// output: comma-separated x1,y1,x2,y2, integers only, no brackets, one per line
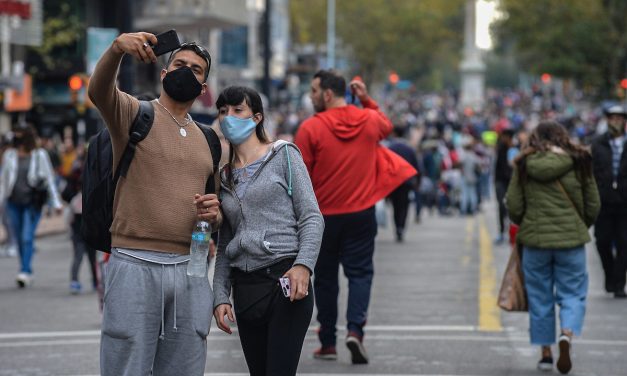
515,121,592,184
12,124,38,152
215,86,270,181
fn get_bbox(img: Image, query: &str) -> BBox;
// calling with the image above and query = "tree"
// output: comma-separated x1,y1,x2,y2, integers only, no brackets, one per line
492,0,626,98
290,0,465,89
27,0,85,78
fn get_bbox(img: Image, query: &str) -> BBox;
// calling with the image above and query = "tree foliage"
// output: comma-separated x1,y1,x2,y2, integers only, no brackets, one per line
290,0,465,89
28,1,84,76
493,0,627,97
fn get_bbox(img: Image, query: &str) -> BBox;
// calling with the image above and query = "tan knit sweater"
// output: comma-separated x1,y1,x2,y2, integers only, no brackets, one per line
88,47,218,254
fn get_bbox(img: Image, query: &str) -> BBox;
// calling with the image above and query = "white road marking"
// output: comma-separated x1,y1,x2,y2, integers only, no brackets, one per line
74,374,494,376
1,332,626,347
0,325,479,340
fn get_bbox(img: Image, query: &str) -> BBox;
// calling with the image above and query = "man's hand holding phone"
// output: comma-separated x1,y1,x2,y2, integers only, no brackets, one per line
112,30,181,64
112,32,158,64
349,77,370,104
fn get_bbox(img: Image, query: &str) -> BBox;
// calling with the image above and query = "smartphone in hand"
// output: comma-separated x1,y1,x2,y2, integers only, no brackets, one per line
279,277,291,298
151,29,181,56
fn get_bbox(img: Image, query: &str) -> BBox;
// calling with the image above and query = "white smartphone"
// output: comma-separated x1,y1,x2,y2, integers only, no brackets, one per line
279,277,291,298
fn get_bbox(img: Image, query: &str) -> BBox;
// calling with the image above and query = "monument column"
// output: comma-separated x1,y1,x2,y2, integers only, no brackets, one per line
459,0,485,111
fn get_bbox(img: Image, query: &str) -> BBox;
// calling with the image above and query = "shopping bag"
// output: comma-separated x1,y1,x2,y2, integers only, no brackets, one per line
497,243,528,312
375,199,387,228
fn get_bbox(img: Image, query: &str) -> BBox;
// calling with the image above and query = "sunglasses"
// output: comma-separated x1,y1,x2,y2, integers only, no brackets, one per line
168,42,211,70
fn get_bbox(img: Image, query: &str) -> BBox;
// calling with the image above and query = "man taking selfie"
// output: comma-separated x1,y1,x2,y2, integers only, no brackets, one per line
88,31,221,375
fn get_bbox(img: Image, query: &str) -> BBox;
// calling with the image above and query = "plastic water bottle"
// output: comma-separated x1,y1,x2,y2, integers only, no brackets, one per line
187,221,210,277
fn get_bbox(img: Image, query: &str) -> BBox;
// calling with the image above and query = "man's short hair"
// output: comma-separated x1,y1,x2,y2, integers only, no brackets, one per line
314,70,346,98
166,42,211,82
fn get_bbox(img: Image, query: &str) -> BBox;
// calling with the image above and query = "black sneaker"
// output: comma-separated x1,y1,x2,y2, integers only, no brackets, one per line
614,290,627,298
345,332,368,364
537,356,553,372
557,335,572,374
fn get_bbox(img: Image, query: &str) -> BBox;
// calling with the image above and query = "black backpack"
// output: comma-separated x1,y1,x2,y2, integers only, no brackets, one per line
81,100,221,252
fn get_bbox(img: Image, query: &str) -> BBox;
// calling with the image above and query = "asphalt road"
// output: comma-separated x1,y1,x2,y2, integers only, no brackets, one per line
0,200,625,376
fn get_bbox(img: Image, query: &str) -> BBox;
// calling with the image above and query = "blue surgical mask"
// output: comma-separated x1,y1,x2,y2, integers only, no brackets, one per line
220,115,257,145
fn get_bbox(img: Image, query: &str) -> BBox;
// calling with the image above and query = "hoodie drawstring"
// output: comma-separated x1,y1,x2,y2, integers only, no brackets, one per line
285,147,293,197
160,264,165,340
173,263,178,332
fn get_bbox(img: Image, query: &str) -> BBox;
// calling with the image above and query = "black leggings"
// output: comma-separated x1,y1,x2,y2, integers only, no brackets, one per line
233,259,314,376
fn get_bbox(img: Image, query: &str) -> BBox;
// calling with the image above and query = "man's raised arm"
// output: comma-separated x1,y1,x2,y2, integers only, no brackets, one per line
87,32,158,136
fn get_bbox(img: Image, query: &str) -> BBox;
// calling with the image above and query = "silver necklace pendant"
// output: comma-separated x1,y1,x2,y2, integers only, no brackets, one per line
179,128,187,137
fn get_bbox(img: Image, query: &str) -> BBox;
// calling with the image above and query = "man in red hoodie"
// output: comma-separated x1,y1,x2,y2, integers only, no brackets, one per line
295,70,415,364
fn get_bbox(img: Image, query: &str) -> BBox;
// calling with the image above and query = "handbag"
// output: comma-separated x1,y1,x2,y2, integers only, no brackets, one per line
497,243,528,312
29,179,48,209
231,258,294,322
29,152,49,209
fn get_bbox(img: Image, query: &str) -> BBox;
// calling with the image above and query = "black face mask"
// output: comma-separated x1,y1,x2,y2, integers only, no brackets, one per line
12,137,23,148
162,66,203,103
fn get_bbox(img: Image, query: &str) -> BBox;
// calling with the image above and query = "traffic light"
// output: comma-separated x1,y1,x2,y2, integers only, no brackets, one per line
69,75,83,91
621,78,627,90
69,74,83,104
389,72,400,85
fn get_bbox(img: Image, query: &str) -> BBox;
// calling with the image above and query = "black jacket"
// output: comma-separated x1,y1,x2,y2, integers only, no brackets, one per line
494,142,512,184
591,133,627,205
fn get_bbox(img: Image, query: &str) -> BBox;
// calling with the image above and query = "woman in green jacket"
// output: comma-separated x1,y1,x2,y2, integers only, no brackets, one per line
506,121,600,375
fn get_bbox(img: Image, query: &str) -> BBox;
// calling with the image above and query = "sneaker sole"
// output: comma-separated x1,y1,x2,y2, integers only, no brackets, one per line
313,353,337,361
537,362,553,372
346,337,369,364
557,338,572,374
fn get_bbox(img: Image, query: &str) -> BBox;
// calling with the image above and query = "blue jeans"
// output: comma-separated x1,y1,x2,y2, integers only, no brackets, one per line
522,246,588,345
314,207,377,346
6,202,42,274
460,180,478,214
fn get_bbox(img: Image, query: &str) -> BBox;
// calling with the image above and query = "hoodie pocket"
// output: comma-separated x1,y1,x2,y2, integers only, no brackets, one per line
225,237,239,259
261,229,297,254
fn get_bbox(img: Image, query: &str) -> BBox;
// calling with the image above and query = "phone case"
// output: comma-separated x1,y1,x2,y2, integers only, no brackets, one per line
152,30,181,56
279,277,291,297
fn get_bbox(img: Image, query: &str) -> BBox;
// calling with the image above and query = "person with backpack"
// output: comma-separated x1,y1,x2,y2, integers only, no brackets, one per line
0,124,63,287
209,86,324,376
506,121,600,374
86,32,221,376
61,146,98,295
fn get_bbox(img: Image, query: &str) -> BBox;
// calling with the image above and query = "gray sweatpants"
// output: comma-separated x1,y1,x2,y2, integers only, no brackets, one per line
100,249,213,376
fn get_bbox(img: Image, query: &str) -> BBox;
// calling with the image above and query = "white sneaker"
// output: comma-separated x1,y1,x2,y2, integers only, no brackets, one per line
16,273,32,288
5,245,18,257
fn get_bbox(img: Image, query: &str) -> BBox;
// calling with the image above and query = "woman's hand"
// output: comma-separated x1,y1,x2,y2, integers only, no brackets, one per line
194,194,221,224
283,265,311,302
213,304,234,334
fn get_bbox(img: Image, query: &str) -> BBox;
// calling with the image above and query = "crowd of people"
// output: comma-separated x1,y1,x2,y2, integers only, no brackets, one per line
0,29,625,376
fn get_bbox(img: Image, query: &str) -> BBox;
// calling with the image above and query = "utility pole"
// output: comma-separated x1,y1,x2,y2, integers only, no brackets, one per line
262,0,271,105
327,0,335,69
0,15,11,133
115,0,134,93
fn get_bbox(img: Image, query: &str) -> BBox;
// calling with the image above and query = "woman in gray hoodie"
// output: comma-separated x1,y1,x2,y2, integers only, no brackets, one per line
208,86,324,376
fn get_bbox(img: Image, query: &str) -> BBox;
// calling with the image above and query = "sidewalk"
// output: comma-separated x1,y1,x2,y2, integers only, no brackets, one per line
0,212,68,243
